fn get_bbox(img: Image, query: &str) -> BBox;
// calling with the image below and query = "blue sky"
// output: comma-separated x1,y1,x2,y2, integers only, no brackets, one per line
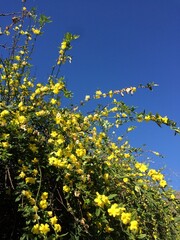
1,0,180,189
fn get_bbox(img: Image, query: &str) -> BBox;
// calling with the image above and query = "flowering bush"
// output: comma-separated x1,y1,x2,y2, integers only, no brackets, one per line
0,3,180,240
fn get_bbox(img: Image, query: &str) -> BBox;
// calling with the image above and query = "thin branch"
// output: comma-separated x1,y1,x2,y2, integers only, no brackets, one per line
0,12,21,17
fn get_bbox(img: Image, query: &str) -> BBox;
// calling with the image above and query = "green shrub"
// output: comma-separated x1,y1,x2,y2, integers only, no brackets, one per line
0,4,179,240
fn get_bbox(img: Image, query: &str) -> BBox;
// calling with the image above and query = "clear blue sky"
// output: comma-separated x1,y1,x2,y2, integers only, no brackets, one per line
1,0,180,189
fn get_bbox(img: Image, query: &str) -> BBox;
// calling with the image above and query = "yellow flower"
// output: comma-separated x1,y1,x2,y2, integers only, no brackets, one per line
18,116,27,124
61,41,67,50
50,98,57,104
108,203,125,217
39,223,50,235
15,55,20,61
85,95,90,101
129,220,138,232
161,116,168,124
94,192,110,208
135,162,148,172
54,224,62,232
145,115,151,121
39,200,48,209
124,153,130,158
123,178,129,183
22,190,32,198
103,173,109,181
63,185,70,192
33,205,38,212
76,148,86,157
118,136,123,141
121,212,131,224
47,211,53,217
32,28,41,35
122,113,127,118
2,141,9,148
170,194,175,200
127,127,134,132
1,110,9,117
32,169,38,176
41,192,48,200
19,171,26,178
95,90,102,99
25,177,36,184
50,216,58,225
50,131,58,138
108,90,113,98
159,180,167,188
31,224,40,234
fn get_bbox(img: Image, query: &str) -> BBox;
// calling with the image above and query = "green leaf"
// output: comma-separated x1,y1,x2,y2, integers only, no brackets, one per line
108,194,117,200
39,14,52,27
95,208,101,217
138,234,147,239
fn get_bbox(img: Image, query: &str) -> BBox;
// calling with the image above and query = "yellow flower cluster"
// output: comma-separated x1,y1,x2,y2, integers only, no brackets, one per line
148,169,167,187
108,203,125,217
39,192,48,209
31,223,50,235
135,162,148,173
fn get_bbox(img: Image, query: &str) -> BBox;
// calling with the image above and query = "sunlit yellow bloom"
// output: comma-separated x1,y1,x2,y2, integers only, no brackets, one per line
159,180,167,188
39,223,50,235
85,95,90,101
32,28,41,35
94,192,110,208
54,223,62,232
109,90,113,98
22,190,32,198
33,205,38,212
103,173,109,181
19,171,26,178
25,177,36,184
48,211,53,217
1,110,9,117
95,90,102,98
32,169,38,176
50,216,58,225
135,162,148,172
39,199,48,209
124,153,130,158
50,98,57,104
129,220,138,232
76,148,86,157
31,224,40,234
61,41,67,50
123,178,129,183
2,141,9,148
145,115,151,121
121,212,131,224
63,185,70,192
161,116,168,124
50,131,58,138
41,192,48,200
170,194,175,200
108,203,124,217
127,127,134,132
15,55,20,61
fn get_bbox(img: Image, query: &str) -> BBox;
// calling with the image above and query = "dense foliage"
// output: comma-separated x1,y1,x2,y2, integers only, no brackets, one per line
0,3,180,240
